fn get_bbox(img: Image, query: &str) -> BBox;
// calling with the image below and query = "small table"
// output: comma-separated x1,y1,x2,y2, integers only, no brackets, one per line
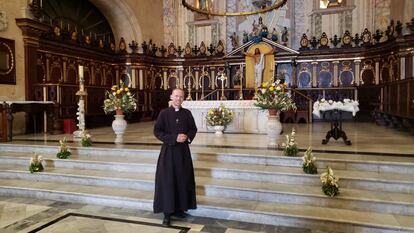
3,101,55,141
313,100,359,146
321,109,351,145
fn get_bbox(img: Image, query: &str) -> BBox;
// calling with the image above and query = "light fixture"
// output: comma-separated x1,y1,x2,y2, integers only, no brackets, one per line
182,0,287,17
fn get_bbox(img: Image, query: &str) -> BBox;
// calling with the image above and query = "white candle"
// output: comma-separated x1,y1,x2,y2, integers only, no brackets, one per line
78,65,84,79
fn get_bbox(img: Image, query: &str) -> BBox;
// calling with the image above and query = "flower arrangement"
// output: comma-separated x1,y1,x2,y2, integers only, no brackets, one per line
282,128,298,156
80,130,92,147
320,166,340,197
254,80,296,111
302,147,318,174
103,82,137,114
57,137,71,159
29,154,44,173
206,104,234,127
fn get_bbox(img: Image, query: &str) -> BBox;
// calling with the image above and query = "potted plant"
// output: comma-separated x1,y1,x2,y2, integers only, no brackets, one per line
282,128,298,156
302,147,318,174
29,154,44,173
206,104,234,135
254,80,296,146
56,137,71,159
320,166,340,197
103,81,137,143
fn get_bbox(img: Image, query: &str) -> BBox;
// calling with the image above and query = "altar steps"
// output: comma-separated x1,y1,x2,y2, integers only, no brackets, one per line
0,143,414,232
0,165,413,216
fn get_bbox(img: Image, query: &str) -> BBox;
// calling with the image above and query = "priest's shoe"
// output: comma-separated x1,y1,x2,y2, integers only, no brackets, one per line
162,216,171,226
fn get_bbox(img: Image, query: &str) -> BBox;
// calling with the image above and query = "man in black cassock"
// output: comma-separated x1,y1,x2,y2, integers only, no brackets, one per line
153,88,197,226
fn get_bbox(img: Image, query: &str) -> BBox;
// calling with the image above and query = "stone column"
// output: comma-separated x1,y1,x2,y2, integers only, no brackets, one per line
178,67,184,89
333,61,339,87
375,59,380,84
139,69,144,90
163,68,168,90
311,61,318,87
211,67,216,90
400,56,406,80
354,60,361,86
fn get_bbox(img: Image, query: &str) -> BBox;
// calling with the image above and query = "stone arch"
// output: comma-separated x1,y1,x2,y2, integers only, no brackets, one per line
89,0,143,46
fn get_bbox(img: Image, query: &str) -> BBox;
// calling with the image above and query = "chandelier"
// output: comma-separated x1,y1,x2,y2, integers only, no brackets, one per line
181,0,287,17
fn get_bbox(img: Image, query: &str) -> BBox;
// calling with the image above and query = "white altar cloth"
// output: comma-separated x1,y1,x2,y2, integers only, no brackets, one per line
182,100,268,134
312,99,359,118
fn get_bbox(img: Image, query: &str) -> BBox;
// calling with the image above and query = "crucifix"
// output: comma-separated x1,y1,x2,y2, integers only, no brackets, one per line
218,72,227,100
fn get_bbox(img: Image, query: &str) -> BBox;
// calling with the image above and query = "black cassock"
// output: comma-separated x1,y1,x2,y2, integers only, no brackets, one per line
153,106,197,214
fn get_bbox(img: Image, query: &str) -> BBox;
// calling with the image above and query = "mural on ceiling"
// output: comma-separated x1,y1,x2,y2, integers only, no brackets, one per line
163,0,292,51
163,0,176,46
374,0,390,31
228,0,291,51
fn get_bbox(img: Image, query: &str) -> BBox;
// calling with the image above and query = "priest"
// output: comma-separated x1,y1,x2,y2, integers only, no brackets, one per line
153,88,197,226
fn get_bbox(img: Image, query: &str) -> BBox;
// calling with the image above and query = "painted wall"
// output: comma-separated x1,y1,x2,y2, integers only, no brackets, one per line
124,0,164,45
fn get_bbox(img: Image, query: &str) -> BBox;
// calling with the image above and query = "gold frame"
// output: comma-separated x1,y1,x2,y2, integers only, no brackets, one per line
182,0,287,17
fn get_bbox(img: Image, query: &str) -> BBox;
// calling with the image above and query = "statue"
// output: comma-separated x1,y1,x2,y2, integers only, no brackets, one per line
230,32,239,49
243,47,275,87
281,27,289,46
252,20,259,36
199,0,207,10
271,28,278,42
242,31,249,44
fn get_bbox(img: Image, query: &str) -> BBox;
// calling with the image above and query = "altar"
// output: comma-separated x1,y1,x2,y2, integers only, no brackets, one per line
182,100,268,134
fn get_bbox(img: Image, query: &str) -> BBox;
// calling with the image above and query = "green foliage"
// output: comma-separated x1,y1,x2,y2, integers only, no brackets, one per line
322,184,340,197
57,137,71,159
80,131,92,147
302,147,318,174
320,166,340,197
302,162,318,174
57,150,71,159
282,129,298,156
29,154,44,173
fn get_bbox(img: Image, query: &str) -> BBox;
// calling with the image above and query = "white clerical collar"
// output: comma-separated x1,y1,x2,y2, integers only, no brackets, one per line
174,107,180,112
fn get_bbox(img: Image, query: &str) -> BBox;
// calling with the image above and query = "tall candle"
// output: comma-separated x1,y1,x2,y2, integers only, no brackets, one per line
78,65,84,79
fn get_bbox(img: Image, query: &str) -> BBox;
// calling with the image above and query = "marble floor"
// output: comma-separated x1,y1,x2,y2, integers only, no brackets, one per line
0,197,328,233
12,121,414,155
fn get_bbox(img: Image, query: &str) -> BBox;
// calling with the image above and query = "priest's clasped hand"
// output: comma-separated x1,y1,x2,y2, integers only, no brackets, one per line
176,133,188,143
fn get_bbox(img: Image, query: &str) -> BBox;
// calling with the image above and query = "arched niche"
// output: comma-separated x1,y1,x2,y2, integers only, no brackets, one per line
298,71,311,88
361,69,375,85
339,70,354,86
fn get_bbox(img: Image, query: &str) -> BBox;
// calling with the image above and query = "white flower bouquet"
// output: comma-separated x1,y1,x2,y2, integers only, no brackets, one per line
282,128,298,156
302,147,317,174
57,137,71,159
320,166,340,197
29,154,44,173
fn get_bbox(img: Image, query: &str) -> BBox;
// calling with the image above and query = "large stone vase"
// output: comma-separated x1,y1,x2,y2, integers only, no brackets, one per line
267,109,282,147
112,111,127,144
213,125,225,135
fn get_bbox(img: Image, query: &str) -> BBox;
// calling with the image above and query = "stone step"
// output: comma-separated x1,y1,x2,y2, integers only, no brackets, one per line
0,179,413,233
0,153,414,194
2,143,414,175
0,165,413,216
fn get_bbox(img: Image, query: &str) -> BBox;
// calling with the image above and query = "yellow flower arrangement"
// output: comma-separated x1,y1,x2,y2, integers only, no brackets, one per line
254,80,296,111
206,104,234,127
103,82,137,114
